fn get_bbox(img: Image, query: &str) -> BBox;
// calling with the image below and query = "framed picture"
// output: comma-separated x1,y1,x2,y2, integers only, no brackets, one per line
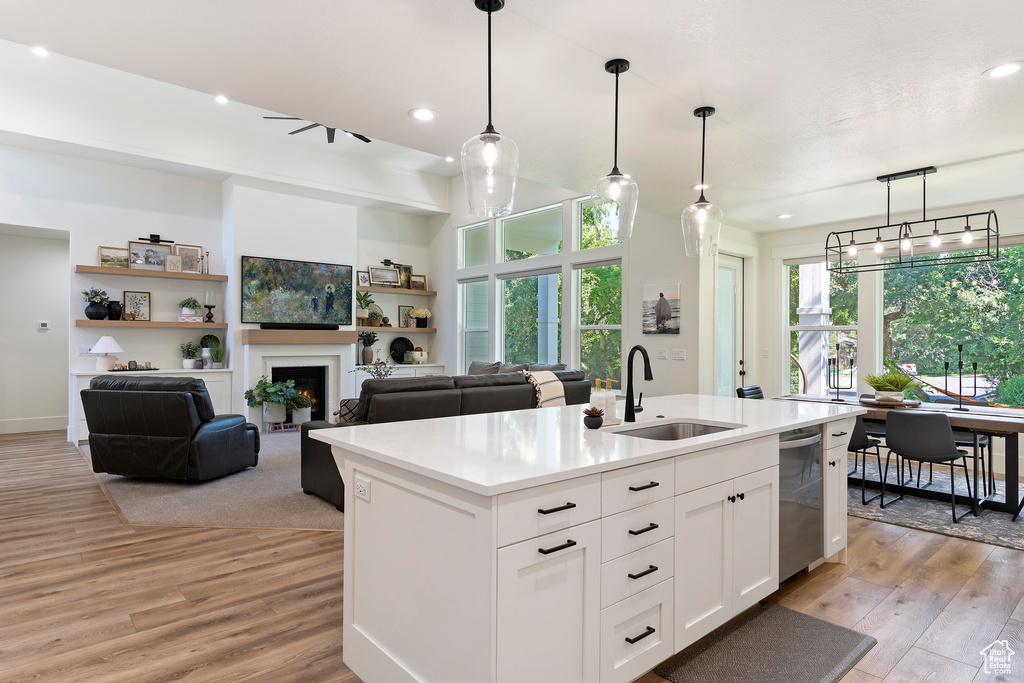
357,271,371,287
396,264,412,289
642,283,680,334
124,291,151,321
398,305,413,328
410,274,427,291
98,246,129,269
175,244,203,274
128,241,172,271
164,254,182,272
368,266,400,287
241,255,353,326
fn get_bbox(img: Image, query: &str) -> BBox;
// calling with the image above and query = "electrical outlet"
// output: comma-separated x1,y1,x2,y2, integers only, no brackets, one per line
37,321,50,330
354,476,371,502
673,349,686,360
78,346,91,356
762,349,769,359
657,348,668,360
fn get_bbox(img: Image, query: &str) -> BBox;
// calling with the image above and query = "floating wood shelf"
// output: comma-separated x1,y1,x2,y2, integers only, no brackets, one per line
357,326,436,334
240,329,357,345
75,265,229,282
76,320,228,329
356,285,436,297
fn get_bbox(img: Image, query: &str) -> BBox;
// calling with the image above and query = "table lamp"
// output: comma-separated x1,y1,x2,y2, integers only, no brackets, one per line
91,335,124,371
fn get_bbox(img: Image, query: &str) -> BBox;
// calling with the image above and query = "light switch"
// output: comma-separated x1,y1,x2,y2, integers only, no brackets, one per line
657,348,668,360
762,349,769,359
37,321,50,330
673,349,686,360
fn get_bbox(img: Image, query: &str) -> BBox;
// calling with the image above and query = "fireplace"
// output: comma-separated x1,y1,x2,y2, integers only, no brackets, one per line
272,365,328,422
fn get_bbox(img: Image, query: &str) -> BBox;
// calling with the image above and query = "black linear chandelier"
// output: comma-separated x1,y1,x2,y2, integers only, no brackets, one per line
825,166,999,273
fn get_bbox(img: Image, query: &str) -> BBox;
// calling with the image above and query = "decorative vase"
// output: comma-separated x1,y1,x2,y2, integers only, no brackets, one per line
201,347,212,361
291,407,312,425
415,317,428,328
84,302,109,320
362,346,373,365
182,359,197,369
107,301,123,321
584,415,603,430
356,308,368,319
874,390,905,404
263,403,286,424
210,362,224,369
368,318,381,327
410,351,429,364
181,307,197,316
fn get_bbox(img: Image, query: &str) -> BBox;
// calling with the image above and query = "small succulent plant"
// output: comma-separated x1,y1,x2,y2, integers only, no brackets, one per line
583,406,605,417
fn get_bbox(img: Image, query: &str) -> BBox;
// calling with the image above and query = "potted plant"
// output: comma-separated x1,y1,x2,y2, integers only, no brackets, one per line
358,330,378,366
356,291,374,321
288,392,313,425
82,287,110,320
178,297,201,316
180,341,200,369
864,371,920,403
245,375,297,424
583,405,605,430
409,308,432,328
366,309,383,327
199,333,220,362
207,339,225,369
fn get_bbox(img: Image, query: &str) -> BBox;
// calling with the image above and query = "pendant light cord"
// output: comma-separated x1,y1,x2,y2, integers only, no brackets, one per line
486,10,494,131
612,70,620,172
922,173,927,221
698,112,707,202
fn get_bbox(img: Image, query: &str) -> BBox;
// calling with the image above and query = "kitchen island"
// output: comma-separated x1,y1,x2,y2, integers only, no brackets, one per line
312,394,864,683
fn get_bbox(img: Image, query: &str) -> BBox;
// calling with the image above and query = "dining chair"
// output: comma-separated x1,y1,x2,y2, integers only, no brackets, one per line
900,430,991,496
848,416,883,505
881,411,975,523
736,385,764,399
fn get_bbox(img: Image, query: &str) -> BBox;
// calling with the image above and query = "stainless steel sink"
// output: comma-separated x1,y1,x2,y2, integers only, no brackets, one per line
616,421,737,441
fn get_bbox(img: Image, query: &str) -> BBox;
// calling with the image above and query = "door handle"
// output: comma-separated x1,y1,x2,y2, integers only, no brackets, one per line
737,492,745,501
829,461,837,467
628,564,659,580
832,431,848,437
728,495,736,503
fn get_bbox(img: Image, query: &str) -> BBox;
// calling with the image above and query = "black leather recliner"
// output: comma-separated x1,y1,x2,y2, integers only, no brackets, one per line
81,376,260,481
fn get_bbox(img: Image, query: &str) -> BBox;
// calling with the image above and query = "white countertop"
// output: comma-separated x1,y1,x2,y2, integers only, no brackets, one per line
311,394,865,496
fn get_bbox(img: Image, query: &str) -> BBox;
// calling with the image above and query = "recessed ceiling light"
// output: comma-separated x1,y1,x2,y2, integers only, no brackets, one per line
31,46,49,57
777,214,792,219
214,95,229,104
409,108,438,122
985,62,1021,78
444,156,455,163
691,183,709,191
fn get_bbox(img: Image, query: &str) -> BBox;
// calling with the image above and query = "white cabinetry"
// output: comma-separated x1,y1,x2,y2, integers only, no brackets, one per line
351,363,445,394
823,418,855,561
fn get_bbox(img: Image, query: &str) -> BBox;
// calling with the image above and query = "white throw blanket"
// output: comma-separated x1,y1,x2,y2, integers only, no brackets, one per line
524,370,566,408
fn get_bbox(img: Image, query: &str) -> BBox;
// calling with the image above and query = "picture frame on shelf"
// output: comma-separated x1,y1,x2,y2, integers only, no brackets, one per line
398,305,413,328
175,244,203,274
128,241,172,271
410,274,427,291
368,266,400,287
396,264,412,289
124,291,151,321
164,254,183,272
98,245,129,269
357,271,370,287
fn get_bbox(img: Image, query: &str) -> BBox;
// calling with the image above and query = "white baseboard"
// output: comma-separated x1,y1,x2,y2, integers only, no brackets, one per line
0,415,69,435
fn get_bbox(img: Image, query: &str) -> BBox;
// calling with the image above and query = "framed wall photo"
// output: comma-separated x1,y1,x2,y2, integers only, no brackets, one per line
398,305,413,328
642,283,680,334
396,264,412,289
175,244,203,274
357,271,371,287
128,241,172,271
410,274,427,291
98,245,129,269
164,254,182,272
124,291,151,321
368,266,400,287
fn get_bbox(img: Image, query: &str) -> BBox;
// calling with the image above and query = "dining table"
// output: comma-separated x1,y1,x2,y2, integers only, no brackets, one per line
778,394,1024,518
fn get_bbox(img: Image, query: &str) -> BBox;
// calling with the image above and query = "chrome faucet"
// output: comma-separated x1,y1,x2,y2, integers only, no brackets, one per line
624,345,653,422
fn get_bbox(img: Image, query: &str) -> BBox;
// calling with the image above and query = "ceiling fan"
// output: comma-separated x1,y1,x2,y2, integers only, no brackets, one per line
263,116,371,143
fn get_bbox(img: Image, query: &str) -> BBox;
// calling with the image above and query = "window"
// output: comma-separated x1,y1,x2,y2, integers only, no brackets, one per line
462,223,488,268
461,280,489,373
579,262,622,385
787,262,858,396
501,206,562,262
579,201,621,250
501,272,562,365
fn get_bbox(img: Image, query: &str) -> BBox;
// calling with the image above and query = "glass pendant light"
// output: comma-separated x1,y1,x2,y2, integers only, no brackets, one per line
681,106,723,257
461,0,518,218
591,58,639,241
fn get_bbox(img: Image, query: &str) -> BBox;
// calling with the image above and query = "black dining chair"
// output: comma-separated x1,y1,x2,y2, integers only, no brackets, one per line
901,430,991,496
736,385,764,400
848,416,883,505
881,411,975,523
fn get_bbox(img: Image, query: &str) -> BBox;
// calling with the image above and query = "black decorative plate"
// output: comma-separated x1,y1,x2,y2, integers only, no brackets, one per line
390,337,414,364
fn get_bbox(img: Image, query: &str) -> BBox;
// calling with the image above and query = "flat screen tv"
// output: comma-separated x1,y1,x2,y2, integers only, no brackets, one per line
241,255,353,326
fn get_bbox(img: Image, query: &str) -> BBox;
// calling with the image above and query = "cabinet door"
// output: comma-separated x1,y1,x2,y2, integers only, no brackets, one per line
674,480,733,650
731,466,779,614
823,446,848,559
497,521,601,683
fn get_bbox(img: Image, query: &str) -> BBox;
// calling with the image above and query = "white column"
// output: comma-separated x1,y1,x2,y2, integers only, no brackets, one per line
797,262,831,394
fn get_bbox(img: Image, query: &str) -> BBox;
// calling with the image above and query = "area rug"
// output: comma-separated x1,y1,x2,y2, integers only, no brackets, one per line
82,432,344,530
846,456,1024,550
654,602,875,683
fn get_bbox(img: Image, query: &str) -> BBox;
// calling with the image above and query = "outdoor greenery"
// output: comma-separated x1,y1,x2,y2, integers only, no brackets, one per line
244,375,297,408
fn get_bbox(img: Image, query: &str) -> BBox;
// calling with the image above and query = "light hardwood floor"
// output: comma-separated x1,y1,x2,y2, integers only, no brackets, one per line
3,432,1022,682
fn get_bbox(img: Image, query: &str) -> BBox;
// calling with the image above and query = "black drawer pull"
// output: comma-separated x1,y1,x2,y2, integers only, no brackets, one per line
537,502,577,515
538,539,577,555
628,564,659,580
737,492,745,501
625,626,656,644
629,481,660,492
628,522,659,536
832,431,848,437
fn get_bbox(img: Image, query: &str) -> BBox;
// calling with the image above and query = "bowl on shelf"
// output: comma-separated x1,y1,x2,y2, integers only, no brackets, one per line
410,351,429,364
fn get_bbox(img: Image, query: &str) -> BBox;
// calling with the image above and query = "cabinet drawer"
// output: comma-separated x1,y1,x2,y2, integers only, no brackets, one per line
600,579,674,683
675,435,778,495
601,498,674,563
823,418,855,450
497,474,602,547
601,538,674,609
601,459,675,516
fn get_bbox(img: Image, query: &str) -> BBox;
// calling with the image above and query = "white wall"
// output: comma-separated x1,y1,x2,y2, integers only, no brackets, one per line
0,228,69,433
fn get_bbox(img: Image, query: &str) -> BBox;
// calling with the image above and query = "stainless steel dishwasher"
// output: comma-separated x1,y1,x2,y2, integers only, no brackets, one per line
778,427,823,580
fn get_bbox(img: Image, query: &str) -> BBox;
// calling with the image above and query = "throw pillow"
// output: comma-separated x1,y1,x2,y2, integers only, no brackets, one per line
467,360,502,375
499,363,528,374
528,363,567,372
334,398,361,424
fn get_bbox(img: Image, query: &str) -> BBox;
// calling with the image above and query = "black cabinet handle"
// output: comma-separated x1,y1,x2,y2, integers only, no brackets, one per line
537,502,576,515
629,481,660,492
829,460,836,467
538,539,577,555
728,495,736,503
737,492,745,501
628,522,660,536
628,564,659,580
832,431,848,437
625,626,656,644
